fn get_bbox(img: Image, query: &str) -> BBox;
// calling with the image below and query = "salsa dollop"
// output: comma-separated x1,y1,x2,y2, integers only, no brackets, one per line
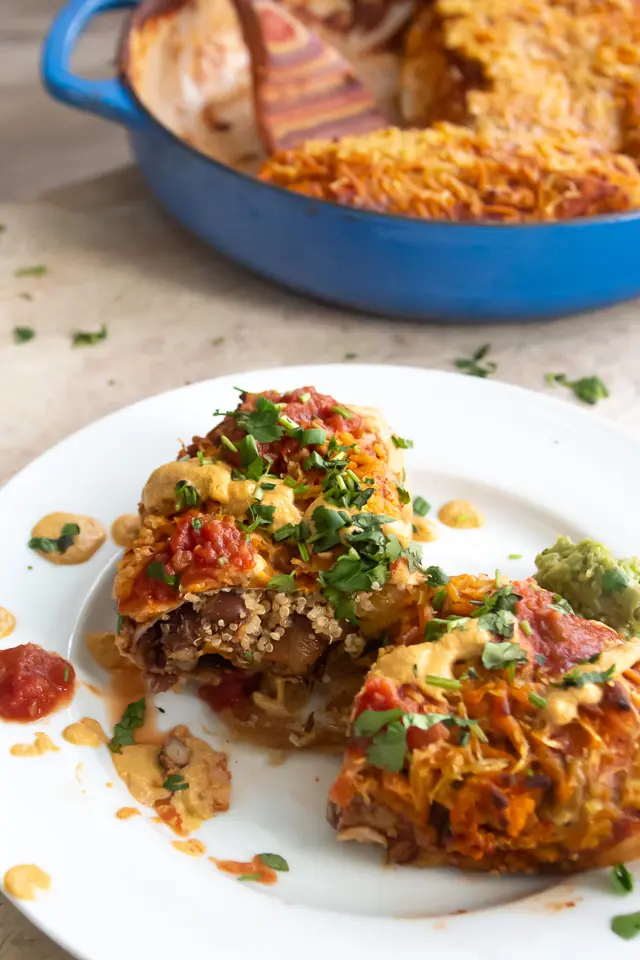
0,644,75,721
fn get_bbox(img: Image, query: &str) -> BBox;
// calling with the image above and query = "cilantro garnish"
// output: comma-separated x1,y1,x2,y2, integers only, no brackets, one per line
391,435,413,449
267,573,296,593
555,665,615,689
108,698,145,753
116,614,123,634
310,506,351,551
602,568,629,594
432,587,447,611
482,641,528,671
611,911,640,940
237,502,275,534
13,326,35,344
163,773,189,792
29,522,80,555
454,344,496,378
72,324,107,346
550,594,574,615
546,373,609,405
191,518,203,530
413,496,430,517
397,485,410,505
354,709,484,772
238,434,259,465
14,264,47,277
237,396,284,443
612,863,634,895
146,561,179,589
175,480,200,510
258,853,289,871
477,608,517,638
425,566,449,587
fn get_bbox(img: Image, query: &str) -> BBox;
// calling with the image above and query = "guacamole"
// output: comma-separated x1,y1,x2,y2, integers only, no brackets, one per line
535,536,640,637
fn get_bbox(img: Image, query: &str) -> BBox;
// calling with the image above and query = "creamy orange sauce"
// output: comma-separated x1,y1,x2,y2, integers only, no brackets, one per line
10,732,59,757
210,854,277,885
111,513,140,549
438,500,485,529
3,865,50,900
173,839,207,857
412,515,439,542
62,717,107,747
85,631,131,672
30,512,106,565
0,607,16,639
111,725,230,837
106,665,163,745
116,806,141,820
84,682,103,698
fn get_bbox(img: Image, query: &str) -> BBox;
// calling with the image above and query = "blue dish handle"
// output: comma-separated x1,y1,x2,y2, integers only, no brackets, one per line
41,0,146,128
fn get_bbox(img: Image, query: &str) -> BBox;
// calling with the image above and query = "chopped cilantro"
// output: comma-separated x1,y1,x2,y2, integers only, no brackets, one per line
555,665,615,689
175,480,200,510
29,522,80,555
236,396,284,443
238,502,275,533
482,641,528,671
424,565,449,587
454,344,496,378
108,698,145,753
413,496,430,517
258,853,289,872
391,435,413,449
267,573,296,593
332,406,352,419
432,587,447,611
357,709,484,772
72,324,107,346
612,863,634,895
146,561,179,589
163,774,189,792
309,506,351,552
477,608,517,638
611,911,640,940
191,518,203,530
14,264,47,277
550,594,574,615
238,434,259,465
13,326,35,344
547,373,609,405
343,352,357,361
212,336,225,345
353,708,403,736
397,485,410,505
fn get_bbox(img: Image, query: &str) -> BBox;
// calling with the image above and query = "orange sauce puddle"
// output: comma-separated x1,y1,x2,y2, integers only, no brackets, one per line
105,668,165,746
116,807,141,820
209,855,277,885
173,839,206,857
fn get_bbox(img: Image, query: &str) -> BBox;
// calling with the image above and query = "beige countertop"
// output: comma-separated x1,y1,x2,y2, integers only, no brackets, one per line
1,164,640,958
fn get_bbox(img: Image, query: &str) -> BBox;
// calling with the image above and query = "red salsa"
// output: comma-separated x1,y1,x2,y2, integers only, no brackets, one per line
0,643,75,722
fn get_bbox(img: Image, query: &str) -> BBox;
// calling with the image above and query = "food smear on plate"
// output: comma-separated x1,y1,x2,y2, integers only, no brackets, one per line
438,499,484,529
113,386,423,748
109,719,230,837
210,853,281,884
0,607,16,639
3,865,51,901
62,718,107,747
85,631,133,672
28,512,106,565
116,806,141,819
411,515,438,542
329,574,640,871
536,536,640,637
111,513,141,549
0,644,75,721
172,838,207,857
9,732,59,757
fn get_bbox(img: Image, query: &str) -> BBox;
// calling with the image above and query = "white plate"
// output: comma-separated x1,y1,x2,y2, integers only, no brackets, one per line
1,364,639,960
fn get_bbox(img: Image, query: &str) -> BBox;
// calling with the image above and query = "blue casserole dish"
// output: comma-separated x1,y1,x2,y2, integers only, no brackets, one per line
41,0,640,322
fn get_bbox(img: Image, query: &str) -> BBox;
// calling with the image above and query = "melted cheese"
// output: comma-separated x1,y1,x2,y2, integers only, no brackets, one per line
544,639,640,726
371,619,493,696
142,459,302,530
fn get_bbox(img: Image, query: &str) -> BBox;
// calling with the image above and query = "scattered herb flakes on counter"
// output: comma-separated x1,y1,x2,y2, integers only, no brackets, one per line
18,292,33,301
29,522,79,555
108,698,146,753
0,224,6,234
13,326,35,344
612,863,634,895
72,324,108,347
546,373,609,405
454,344,496,378
14,264,47,277
343,352,357,361
212,337,225,346
258,854,289,872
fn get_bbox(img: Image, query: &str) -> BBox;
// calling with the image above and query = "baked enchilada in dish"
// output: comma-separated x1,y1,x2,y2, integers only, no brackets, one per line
328,576,640,872
114,387,425,740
